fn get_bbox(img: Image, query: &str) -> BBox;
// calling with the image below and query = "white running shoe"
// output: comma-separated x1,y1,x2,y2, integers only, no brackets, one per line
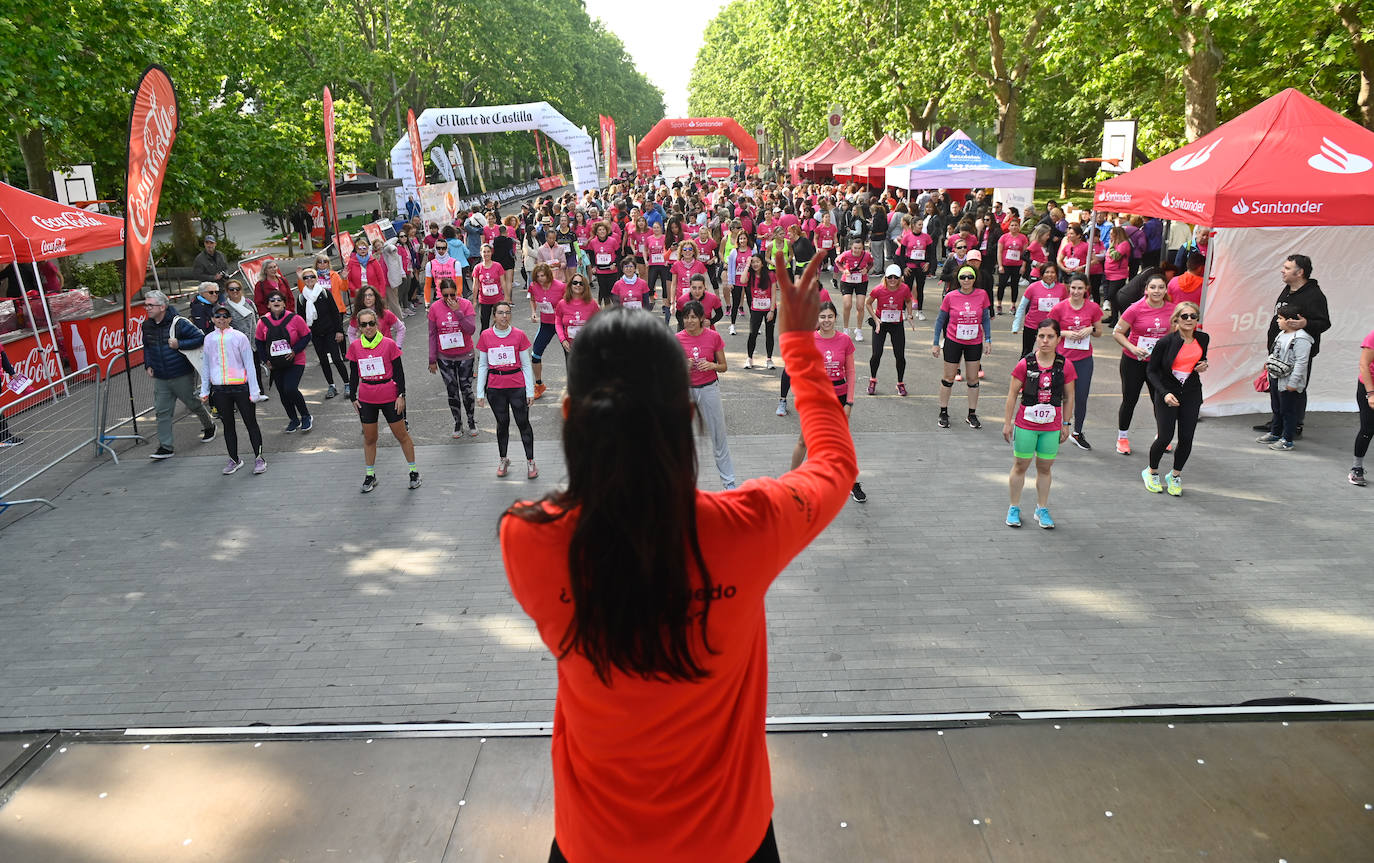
916,310,927,321
853,327,863,342
728,323,737,335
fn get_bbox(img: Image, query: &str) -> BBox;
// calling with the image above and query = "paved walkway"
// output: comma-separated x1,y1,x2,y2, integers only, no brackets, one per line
2,300,1373,731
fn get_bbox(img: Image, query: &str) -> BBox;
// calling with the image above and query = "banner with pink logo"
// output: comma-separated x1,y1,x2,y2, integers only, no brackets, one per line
122,65,179,304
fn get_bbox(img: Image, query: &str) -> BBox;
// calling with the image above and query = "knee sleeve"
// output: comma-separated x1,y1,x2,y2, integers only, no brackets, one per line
966,382,979,389
941,378,955,388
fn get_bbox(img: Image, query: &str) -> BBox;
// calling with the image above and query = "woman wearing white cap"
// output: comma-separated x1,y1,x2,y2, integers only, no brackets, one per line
863,265,914,396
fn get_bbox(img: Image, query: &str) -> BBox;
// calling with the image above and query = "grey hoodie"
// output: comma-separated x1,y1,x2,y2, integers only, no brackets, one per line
1271,328,1315,392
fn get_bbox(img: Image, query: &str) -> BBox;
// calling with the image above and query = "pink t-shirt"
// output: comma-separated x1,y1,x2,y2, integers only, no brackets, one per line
555,298,599,342
1023,280,1069,330
836,250,871,285
476,327,532,390
747,271,775,312
1118,299,1177,359
473,262,506,304
255,312,311,367
814,224,838,251
1362,329,1374,383
869,284,911,324
671,260,707,293
346,335,402,404
901,231,933,266
612,277,651,308
941,289,991,345
1028,242,1048,275
1048,299,1103,361
1012,356,1079,431
677,327,726,387
529,279,565,325
999,233,1029,268
677,290,722,323
428,297,476,359
815,330,855,397
584,236,619,272
1087,239,1107,276
1059,240,1089,273
1104,241,1131,280
645,235,668,265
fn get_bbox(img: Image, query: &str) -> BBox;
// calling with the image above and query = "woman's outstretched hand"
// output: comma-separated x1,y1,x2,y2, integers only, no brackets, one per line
775,252,823,335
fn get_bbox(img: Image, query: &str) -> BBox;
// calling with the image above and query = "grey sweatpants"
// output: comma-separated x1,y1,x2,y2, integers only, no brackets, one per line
689,380,736,489
154,372,214,449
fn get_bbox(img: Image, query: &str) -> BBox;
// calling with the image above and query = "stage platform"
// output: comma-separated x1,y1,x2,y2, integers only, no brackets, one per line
0,707,1370,862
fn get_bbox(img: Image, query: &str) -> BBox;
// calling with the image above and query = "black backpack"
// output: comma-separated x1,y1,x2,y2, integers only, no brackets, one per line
263,313,298,370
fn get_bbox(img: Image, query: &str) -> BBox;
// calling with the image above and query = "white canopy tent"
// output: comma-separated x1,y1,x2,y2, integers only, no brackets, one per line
883,130,1035,191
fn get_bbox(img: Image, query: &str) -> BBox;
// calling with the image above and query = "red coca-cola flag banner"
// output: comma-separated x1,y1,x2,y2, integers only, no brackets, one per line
323,86,340,244
606,115,617,177
337,230,354,261
123,65,179,305
408,109,426,188
238,255,274,289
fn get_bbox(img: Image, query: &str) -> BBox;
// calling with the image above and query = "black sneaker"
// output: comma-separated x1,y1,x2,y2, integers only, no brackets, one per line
966,413,982,430
1350,466,1367,487
408,471,422,490
200,426,216,443
284,419,301,433
1070,431,1091,450
850,482,867,503
299,415,313,433
360,474,378,494
149,446,174,460
325,385,338,399
938,413,951,429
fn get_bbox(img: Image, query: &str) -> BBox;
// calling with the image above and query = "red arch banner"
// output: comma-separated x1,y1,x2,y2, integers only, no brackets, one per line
635,118,758,176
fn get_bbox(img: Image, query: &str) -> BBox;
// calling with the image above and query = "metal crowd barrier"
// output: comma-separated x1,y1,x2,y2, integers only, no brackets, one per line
97,354,157,462
0,364,102,514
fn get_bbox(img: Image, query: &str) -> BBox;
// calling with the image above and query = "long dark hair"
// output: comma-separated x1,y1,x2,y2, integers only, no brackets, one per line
505,308,716,685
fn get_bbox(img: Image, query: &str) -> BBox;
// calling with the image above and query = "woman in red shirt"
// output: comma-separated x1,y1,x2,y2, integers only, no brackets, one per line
501,254,855,863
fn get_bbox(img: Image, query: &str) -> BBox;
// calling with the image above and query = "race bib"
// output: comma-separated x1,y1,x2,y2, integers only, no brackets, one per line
6,373,31,395
358,355,385,378
1005,249,1021,262
1064,256,1081,269
1037,297,1057,312
567,325,583,339
1022,403,1056,424
269,339,292,357
651,253,665,264
439,331,465,350
596,252,612,266
537,300,555,315
955,323,979,341
623,299,642,309
912,248,926,260
752,295,771,311
487,345,516,366
482,282,501,297
844,272,862,283
880,309,901,323
1063,333,1091,351
1135,336,1159,355
820,239,833,249
559,243,572,254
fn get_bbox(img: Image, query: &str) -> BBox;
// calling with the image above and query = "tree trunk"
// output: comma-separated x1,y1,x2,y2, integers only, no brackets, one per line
170,211,200,266
1060,164,1069,199
16,127,55,198
993,79,1019,163
1178,4,1221,140
870,118,883,141
1337,2,1374,128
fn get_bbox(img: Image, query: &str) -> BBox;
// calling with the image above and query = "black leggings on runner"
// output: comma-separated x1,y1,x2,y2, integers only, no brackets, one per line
437,354,476,431
747,310,775,359
1356,382,1374,459
1118,355,1157,432
480,303,496,332
486,385,534,460
729,285,745,324
904,267,927,310
594,272,618,304
270,363,309,423
869,322,906,381
209,384,263,461
1149,387,1202,471
997,268,1020,306
311,330,349,386
647,265,671,301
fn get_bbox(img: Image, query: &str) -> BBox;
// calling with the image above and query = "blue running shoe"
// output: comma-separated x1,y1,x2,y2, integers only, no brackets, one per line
1006,505,1022,528
1034,506,1055,529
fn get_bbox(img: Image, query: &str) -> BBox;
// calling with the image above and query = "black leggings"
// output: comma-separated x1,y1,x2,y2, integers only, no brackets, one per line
270,363,309,422
594,272,618,304
480,303,496,331
904,266,927,310
1356,381,1374,459
1150,387,1202,471
487,385,534,460
729,284,745,324
209,384,263,461
647,265,671,300
311,330,348,386
747,309,775,359
1117,355,1156,432
869,322,906,381
550,821,779,863
997,268,1020,305
437,354,476,430
1101,279,1127,323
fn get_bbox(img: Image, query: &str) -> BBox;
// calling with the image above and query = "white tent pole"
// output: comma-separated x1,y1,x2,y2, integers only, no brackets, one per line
1197,228,1215,318
30,259,64,377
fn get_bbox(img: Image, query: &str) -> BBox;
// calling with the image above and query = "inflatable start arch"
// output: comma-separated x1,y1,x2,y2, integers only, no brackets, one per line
389,102,597,208
635,118,758,176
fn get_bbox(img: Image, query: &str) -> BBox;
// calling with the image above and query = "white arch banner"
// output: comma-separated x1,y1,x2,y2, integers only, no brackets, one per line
388,102,598,209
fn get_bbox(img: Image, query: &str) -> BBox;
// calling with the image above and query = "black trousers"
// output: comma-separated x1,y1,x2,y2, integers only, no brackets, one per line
480,302,496,331
594,272,618,304
311,330,348,386
647,265,671,300
997,268,1020,305
747,309,775,359
209,384,263,461
729,285,745,323
1118,355,1157,432
1150,387,1202,471
270,363,309,422
487,385,534,460
550,821,779,863
869,321,907,380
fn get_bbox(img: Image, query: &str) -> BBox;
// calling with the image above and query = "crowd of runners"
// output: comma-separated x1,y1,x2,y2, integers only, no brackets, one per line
91,164,1373,526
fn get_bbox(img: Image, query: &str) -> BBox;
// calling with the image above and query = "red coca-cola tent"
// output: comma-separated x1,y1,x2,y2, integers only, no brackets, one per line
833,136,897,183
1094,88,1374,417
804,139,862,179
1092,89,1374,228
0,182,126,261
865,138,930,186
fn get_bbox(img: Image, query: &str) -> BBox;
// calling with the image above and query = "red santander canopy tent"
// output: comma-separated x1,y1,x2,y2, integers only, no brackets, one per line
834,136,897,183
1093,89,1374,227
0,182,126,261
862,138,929,186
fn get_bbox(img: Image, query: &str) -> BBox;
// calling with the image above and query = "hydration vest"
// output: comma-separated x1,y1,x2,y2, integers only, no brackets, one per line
1020,353,1066,408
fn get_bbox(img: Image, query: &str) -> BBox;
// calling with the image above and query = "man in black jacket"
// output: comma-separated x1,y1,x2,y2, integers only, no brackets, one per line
141,289,216,459
191,235,231,295
1253,254,1330,435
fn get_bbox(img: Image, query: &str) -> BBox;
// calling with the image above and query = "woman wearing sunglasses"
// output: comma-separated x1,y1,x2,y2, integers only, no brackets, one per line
200,306,267,475
346,308,420,493
1111,270,1175,456
1143,302,1208,496
221,280,266,397
932,265,992,429
476,301,538,480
